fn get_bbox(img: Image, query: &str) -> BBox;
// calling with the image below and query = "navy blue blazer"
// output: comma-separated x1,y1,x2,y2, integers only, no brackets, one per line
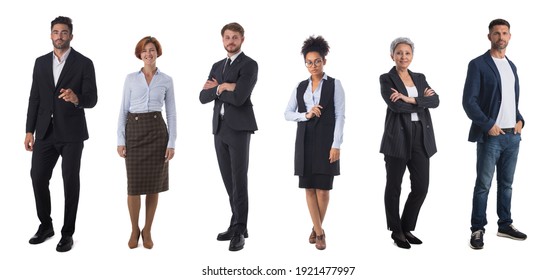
379,66,439,159
199,52,258,134
462,51,524,143
25,48,97,142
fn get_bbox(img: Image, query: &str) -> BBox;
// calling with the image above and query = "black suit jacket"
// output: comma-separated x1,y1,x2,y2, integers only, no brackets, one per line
199,52,258,134
26,48,97,142
379,66,438,159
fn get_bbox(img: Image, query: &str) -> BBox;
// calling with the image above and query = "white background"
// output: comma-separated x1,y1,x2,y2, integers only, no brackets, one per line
2,0,554,279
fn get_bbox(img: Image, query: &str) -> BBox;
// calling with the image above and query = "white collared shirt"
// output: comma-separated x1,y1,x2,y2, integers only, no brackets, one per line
52,48,71,86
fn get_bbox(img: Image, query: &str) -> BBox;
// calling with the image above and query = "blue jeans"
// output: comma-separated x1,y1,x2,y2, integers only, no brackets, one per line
471,133,520,232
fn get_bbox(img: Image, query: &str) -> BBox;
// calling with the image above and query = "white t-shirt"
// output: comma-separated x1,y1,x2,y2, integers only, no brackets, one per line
492,56,516,129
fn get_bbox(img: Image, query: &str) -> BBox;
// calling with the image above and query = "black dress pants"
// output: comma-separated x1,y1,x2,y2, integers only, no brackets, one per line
31,127,83,237
384,121,430,233
214,117,251,233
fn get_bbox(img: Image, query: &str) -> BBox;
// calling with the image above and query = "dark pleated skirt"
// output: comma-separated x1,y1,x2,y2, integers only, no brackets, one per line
125,111,169,195
298,118,334,190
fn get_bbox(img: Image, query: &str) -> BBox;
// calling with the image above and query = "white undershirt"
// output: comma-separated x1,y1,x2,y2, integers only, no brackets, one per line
406,86,419,121
492,56,516,128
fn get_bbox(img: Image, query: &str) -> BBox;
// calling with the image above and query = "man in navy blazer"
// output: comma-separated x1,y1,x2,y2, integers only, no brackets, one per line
463,18,526,250
200,22,258,251
24,16,97,252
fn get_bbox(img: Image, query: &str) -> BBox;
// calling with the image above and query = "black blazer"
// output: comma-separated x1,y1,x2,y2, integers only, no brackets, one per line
200,52,258,134
26,48,97,142
379,66,438,159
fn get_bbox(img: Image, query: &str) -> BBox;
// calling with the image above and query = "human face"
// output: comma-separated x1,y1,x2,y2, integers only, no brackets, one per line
222,30,244,55
141,42,158,66
391,43,413,70
305,51,325,77
488,25,511,51
50,23,72,50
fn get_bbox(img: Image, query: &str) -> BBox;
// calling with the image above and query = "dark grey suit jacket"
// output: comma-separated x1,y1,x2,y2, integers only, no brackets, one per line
199,52,258,134
26,48,98,142
379,66,439,159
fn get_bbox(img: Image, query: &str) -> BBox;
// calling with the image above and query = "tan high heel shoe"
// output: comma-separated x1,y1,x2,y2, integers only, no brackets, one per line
141,230,154,249
315,230,326,250
128,228,140,249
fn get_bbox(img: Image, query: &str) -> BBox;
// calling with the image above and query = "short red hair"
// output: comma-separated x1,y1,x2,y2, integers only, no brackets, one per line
135,36,162,59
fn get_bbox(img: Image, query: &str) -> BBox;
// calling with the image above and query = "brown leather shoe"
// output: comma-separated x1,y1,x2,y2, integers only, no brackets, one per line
309,228,316,244
141,230,154,249
128,228,140,249
315,230,326,250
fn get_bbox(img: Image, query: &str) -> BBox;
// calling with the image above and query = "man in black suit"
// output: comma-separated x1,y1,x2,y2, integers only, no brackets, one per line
24,16,97,252
200,22,258,251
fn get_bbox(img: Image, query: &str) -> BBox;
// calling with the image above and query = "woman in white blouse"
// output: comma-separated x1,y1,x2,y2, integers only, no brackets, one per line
117,36,177,249
284,35,345,250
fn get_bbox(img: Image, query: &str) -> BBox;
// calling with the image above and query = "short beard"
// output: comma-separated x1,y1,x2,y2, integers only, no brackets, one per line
53,40,70,50
225,45,241,54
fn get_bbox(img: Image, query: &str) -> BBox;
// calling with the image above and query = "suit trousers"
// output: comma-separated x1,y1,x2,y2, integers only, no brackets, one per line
214,116,251,233
384,121,430,233
31,125,84,237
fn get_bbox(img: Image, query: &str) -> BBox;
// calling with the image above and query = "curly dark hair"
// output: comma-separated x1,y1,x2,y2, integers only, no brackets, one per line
301,35,330,59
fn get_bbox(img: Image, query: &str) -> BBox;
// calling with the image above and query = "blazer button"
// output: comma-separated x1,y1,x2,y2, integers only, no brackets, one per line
135,117,138,120
154,115,157,118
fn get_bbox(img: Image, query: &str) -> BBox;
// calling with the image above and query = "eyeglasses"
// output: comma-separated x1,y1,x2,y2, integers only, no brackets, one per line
305,58,323,68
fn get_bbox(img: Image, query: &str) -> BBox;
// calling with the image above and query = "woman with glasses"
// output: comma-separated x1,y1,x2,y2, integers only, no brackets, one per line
379,37,439,249
284,35,345,250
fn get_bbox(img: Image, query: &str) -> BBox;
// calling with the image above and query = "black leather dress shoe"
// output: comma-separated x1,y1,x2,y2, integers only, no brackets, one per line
217,228,248,241
29,228,54,244
404,232,423,245
56,236,73,252
391,232,411,249
229,233,245,251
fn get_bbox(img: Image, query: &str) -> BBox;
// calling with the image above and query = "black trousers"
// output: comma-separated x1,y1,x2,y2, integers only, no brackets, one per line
214,117,251,233
31,127,84,237
384,121,430,233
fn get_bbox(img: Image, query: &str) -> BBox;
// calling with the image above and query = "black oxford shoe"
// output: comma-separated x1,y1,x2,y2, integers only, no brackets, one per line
29,228,54,245
56,236,73,252
229,233,245,251
217,228,248,241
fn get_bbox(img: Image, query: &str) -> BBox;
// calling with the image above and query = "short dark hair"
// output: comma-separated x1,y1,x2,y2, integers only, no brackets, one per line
51,16,73,34
301,35,330,59
221,22,244,37
489,18,510,31
135,36,163,59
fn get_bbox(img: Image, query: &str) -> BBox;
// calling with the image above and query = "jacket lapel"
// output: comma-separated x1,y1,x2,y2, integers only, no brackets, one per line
483,51,501,89
56,48,76,89
388,67,408,96
409,70,424,97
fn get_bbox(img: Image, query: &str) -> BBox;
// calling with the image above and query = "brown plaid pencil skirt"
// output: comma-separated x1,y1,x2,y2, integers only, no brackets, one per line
125,111,169,195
